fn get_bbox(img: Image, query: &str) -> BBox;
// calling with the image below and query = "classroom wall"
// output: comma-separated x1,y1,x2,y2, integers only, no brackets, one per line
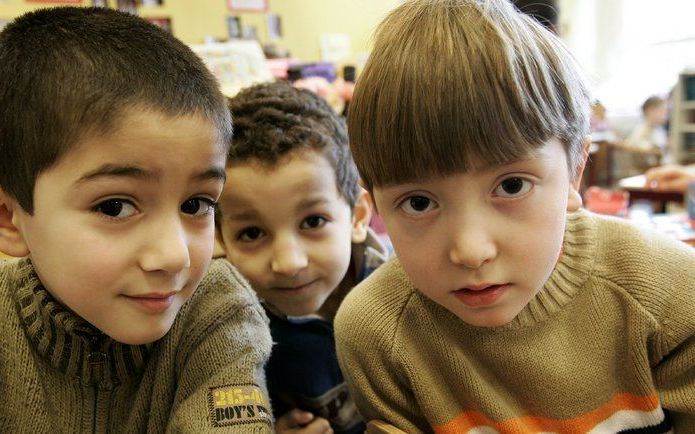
0,0,400,62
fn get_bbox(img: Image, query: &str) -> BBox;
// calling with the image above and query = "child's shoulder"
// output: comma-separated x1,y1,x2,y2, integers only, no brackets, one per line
335,256,415,345
581,210,695,320
586,209,694,275
0,257,25,314
186,258,264,313
174,258,267,334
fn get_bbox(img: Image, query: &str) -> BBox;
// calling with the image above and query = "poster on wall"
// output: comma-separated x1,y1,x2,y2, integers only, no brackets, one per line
26,0,82,3
227,0,266,13
266,13,281,40
227,16,241,39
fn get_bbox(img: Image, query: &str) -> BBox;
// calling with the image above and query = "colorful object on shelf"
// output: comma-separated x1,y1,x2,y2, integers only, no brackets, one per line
288,62,337,83
265,58,299,80
583,186,629,217
292,76,344,115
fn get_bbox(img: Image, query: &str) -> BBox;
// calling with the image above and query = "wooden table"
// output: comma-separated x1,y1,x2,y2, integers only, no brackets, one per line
585,133,662,188
618,174,684,213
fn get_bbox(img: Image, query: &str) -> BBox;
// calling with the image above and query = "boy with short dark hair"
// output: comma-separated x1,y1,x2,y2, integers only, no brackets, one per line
334,0,695,432
0,7,272,432
216,81,388,434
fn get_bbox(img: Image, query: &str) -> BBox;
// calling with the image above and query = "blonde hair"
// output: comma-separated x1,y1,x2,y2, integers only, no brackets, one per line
348,0,590,190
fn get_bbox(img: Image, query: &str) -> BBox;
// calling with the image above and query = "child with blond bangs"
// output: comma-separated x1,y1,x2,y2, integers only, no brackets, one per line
216,81,388,434
334,0,695,432
0,7,272,432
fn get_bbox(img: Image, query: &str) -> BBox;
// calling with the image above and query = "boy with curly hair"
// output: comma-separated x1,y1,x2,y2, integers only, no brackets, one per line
0,7,272,432
334,0,695,432
216,81,388,434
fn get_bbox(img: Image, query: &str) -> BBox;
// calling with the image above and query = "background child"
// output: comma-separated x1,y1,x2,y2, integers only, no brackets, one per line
625,95,670,152
0,7,272,432
624,95,671,171
334,0,695,432
216,81,388,434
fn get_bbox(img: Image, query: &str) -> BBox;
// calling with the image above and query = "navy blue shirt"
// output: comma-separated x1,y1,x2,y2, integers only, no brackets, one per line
265,309,364,434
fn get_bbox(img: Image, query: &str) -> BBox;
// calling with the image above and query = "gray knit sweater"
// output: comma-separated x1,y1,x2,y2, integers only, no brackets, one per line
0,258,273,433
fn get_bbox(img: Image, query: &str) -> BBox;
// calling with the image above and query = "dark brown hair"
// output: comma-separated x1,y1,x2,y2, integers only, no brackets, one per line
348,0,591,191
641,95,666,114
0,7,231,213
225,81,359,207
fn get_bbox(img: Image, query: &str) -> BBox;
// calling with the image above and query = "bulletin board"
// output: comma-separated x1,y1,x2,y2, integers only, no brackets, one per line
26,0,82,3
227,0,266,12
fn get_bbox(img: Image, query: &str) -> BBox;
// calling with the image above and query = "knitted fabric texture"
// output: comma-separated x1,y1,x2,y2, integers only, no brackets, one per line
0,258,273,433
335,210,695,433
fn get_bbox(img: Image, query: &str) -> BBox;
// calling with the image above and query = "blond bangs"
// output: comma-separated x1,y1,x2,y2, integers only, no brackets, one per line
348,0,590,190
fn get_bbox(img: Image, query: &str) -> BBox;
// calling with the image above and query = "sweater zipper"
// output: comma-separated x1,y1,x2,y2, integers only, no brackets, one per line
87,336,106,434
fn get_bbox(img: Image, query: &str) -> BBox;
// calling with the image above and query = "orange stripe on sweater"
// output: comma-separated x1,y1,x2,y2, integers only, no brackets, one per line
433,392,659,434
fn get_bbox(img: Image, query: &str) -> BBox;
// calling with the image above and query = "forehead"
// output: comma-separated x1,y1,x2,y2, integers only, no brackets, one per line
221,150,345,216
228,148,337,187
47,110,225,183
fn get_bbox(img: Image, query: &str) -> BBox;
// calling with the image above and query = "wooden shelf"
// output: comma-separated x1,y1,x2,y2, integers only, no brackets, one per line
669,72,695,164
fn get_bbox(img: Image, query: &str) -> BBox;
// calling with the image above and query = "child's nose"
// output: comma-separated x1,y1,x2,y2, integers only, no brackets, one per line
448,221,497,269
270,235,308,276
139,216,191,274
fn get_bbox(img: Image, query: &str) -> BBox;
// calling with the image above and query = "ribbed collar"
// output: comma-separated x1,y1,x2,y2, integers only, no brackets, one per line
11,259,150,388
502,209,597,329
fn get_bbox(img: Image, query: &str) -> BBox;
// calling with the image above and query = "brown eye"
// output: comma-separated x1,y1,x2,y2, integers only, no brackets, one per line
238,227,264,242
181,198,215,216
300,215,327,229
494,177,532,198
399,195,437,216
94,199,136,219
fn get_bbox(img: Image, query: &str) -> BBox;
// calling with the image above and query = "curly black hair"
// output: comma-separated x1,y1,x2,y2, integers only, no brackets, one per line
227,81,359,207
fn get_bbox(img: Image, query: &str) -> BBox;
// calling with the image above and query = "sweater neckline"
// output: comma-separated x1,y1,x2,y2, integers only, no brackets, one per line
495,209,597,330
12,259,150,386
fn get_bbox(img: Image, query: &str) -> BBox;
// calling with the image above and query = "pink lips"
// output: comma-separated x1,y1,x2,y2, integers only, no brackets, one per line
125,292,176,313
453,284,508,307
273,280,317,294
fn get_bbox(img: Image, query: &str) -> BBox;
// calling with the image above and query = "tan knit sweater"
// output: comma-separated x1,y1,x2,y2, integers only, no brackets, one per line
0,258,273,433
335,210,695,433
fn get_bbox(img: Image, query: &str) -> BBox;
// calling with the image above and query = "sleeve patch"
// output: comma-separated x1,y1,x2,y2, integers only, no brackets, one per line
208,383,273,428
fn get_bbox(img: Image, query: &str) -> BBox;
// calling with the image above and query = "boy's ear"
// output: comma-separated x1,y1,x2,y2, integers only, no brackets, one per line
567,136,591,212
0,189,30,258
351,187,373,244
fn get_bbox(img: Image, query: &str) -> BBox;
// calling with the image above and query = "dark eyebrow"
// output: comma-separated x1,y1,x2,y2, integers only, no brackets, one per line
195,167,226,183
297,197,328,210
75,164,226,185
75,164,153,185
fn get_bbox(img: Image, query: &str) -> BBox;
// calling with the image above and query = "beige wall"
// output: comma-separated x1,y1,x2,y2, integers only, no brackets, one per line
0,0,400,62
